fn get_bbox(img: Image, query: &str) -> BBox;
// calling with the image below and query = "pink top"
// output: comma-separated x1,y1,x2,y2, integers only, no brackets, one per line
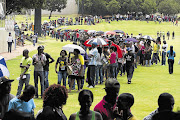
141,46,145,54
110,52,116,64
94,96,116,120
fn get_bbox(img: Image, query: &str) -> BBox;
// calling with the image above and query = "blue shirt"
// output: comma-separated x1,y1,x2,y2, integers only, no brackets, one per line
167,51,175,60
8,97,35,114
88,48,98,66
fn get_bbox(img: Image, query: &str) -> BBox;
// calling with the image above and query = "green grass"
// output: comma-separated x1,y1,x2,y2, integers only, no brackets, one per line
5,19,180,119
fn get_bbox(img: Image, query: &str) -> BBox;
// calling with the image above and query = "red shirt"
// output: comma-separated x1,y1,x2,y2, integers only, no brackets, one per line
76,32,79,38
110,52,116,64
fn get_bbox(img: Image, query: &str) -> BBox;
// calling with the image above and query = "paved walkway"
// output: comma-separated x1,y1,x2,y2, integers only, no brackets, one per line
0,45,37,60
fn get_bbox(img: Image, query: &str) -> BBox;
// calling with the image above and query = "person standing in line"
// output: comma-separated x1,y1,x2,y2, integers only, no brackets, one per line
96,47,103,85
69,90,103,120
124,48,134,84
16,49,32,96
42,46,54,89
87,42,98,88
161,41,168,66
172,31,175,39
55,50,68,87
167,31,170,40
21,32,24,46
32,33,37,46
94,78,120,120
7,32,14,53
0,76,15,119
108,46,117,78
167,46,176,74
32,45,46,98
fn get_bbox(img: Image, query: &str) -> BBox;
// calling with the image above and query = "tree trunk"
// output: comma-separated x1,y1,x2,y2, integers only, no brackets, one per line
34,8,41,36
49,11,52,19
82,0,84,17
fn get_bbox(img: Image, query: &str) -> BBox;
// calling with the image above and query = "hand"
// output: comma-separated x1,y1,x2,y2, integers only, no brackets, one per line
55,70,58,73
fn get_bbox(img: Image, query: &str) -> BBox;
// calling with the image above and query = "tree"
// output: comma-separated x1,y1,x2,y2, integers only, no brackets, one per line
141,0,157,14
44,0,67,19
158,0,180,15
106,0,120,14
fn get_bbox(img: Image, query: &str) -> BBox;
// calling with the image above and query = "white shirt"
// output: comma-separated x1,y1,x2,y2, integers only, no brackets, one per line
7,36,13,42
162,44,168,52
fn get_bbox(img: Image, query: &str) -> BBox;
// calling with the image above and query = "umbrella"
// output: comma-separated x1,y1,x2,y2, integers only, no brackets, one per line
44,20,48,23
0,56,10,77
114,30,124,34
141,35,154,40
84,37,109,47
124,38,138,42
105,31,117,35
87,30,96,34
136,35,141,39
62,44,85,54
50,26,55,29
96,31,104,35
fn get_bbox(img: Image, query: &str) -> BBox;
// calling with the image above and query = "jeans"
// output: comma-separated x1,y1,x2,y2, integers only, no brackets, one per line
33,40,36,46
58,71,67,86
108,63,117,78
34,71,44,97
16,74,30,96
152,53,158,64
162,52,166,65
168,59,174,74
96,65,103,84
68,77,75,89
87,65,96,87
126,65,134,81
8,42,12,53
44,71,49,89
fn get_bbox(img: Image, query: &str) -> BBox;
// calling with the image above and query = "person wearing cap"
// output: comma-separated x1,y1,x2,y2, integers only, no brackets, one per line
7,32,14,53
32,46,47,98
16,49,32,96
87,42,98,88
143,93,175,120
94,78,120,120
69,90,103,120
124,47,135,84
0,76,15,119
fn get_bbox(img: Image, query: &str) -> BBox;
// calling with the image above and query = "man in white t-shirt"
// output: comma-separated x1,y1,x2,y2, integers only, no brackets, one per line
162,41,168,65
7,32,13,53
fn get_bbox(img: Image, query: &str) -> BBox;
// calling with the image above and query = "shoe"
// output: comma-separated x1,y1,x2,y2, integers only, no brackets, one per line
127,80,131,84
89,86,94,88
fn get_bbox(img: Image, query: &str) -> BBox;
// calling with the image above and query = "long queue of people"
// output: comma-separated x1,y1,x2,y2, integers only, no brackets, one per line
0,77,180,120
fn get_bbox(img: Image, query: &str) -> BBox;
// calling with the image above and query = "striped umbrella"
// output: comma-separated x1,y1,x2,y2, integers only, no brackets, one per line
84,37,109,47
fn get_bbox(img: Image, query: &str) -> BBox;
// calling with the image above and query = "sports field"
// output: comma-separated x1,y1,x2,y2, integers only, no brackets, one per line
5,16,180,119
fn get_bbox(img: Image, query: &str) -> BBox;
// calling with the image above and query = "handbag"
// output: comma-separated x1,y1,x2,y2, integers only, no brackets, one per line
67,65,72,75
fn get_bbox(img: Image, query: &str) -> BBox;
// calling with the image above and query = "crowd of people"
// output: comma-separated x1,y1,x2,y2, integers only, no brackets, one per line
0,77,180,120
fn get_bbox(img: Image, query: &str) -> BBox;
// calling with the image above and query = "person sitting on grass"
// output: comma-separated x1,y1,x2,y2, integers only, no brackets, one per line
36,84,68,120
8,85,35,116
94,78,120,120
143,93,175,120
114,93,137,120
69,90,103,120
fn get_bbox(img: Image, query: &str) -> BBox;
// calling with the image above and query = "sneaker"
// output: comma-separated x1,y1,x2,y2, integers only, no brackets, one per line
127,80,131,84
89,86,94,88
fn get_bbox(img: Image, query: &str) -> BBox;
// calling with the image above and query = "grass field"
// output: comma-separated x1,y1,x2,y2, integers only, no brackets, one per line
5,17,180,119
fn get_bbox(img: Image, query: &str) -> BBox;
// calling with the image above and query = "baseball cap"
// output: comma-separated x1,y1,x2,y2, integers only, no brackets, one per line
92,42,98,46
37,45,44,50
0,76,14,85
105,78,120,89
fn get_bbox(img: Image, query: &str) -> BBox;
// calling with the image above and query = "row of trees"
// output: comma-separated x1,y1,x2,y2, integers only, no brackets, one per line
6,0,67,36
77,0,180,15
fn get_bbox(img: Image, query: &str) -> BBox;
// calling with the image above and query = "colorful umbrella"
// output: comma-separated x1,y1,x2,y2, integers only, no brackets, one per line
105,31,117,35
84,37,109,47
124,38,138,42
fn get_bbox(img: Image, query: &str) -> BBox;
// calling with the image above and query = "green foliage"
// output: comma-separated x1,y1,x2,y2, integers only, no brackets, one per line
141,0,157,14
158,0,180,15
106,0,120,14
43,0,67,15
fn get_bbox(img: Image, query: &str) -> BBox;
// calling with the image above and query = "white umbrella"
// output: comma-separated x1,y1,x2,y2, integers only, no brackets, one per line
85,37,108,46
50,26,55,29
62,44,85,54
141,35,154,40
87,30,96,34
44,20,48,23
